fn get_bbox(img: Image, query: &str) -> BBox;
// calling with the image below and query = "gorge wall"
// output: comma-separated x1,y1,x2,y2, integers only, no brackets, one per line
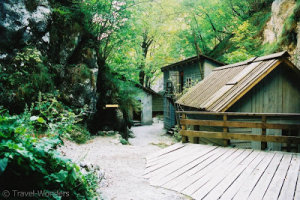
263,0,300,68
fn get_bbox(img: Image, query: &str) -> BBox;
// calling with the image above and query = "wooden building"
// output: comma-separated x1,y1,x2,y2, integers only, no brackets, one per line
129,85,163,125
161,55,224,130
176,51,300,151
152,92,164,116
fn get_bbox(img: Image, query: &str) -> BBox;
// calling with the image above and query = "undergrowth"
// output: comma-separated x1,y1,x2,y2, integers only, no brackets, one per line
0,94,99,199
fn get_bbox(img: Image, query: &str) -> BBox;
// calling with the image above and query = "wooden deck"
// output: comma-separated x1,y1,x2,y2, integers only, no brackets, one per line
144,143,300,200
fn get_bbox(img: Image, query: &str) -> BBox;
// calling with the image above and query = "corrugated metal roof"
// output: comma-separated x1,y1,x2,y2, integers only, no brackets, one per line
176,51,292,112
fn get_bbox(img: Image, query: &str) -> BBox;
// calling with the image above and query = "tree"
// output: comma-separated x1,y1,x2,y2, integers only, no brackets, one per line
80,0,135,135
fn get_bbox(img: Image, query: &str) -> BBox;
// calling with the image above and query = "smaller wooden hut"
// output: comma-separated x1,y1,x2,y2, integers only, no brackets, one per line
161,54,224,130
176,51,300,151
129,85,162,125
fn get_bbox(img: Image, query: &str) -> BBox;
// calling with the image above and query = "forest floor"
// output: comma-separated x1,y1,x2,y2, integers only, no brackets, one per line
59,119,190,200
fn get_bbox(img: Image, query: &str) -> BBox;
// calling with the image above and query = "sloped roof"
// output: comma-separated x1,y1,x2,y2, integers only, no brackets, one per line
135,84,161,96
161,54,225,72
176,51,299,112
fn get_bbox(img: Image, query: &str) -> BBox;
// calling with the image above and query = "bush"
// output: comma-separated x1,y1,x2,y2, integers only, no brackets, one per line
119,138,129,145
173,125,182,142
0,112,99,199
0,47,54,113
66,125,90,144
26,92,91,144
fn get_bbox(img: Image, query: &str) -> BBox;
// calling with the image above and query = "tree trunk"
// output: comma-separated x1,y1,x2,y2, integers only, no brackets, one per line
139,32,153,86
89,53,114,133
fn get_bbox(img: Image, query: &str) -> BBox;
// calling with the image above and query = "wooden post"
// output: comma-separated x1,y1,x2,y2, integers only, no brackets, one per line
181,114,188,143
261,116,267,150
286,129,291,152
191,125,200,144
223,114,230,147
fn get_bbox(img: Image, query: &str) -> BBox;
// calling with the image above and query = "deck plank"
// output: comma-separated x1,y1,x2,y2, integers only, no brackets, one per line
144,144,300,200
155,147,220,187
205,151,261,200
219,151,266,200
183,149,247,196
149,146,217,186
162,147,231,190
278,154,300,200
263,154,293,200
294,169,300,200
145,144,192,169
149,145,215,184
168,148,237,192
144,145,196,177
233,152,275,200
191,149,254,199
248,153,283,200
146,142,185,161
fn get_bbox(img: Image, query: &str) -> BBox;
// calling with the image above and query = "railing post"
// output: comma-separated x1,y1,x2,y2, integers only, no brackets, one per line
261,116,267,150
223,114,230,147
287,129,291,152
191,125,200,144
181,114,188,143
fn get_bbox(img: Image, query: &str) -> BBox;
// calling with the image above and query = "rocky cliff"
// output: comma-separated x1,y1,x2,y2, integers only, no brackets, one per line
0,0,98,113
263,0,300,68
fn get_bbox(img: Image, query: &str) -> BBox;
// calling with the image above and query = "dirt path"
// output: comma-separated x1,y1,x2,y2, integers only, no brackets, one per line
60,120,190,200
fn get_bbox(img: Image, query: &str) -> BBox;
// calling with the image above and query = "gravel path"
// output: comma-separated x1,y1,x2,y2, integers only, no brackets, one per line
59,120,190,200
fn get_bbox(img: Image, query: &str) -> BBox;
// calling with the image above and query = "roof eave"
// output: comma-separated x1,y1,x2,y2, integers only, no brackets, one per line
161,55,225,72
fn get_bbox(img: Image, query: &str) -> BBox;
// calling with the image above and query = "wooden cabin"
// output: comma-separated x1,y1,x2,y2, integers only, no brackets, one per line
161,55,224,131
176,51,300,151
129,85,162,125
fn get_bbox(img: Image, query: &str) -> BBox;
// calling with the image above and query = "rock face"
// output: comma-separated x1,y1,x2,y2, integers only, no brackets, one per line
0,0,98,113
263,0,296,44
263,0,300,68
0,0,51,53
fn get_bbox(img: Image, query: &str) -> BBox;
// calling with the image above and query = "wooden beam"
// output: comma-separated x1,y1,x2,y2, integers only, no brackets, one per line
181,114,188,143
180,130,300,144
223,114,230,147
176,111,300,117
191,125,200,144
105,104,119,108
261,116,267,150
180,119,300,130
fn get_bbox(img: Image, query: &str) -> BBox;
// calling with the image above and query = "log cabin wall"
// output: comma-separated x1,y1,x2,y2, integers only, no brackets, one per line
228,63,300,150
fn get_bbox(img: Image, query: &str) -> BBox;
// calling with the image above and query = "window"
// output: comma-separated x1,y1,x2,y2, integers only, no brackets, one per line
166,81,173,94
186,77,192,88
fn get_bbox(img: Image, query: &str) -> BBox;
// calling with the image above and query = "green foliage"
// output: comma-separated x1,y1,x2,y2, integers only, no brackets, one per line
66,125,91,144
222,20,261,63
172,125,182,142
119,137,129,145
26,92,91,144
97,130,117,137
0,112,99,199
0,47,54,112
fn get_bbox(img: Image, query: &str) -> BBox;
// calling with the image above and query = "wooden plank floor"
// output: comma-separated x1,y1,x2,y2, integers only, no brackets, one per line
144,143,300,200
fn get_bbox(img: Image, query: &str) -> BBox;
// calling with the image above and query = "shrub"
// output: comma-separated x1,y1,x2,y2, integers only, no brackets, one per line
0,112,99,199
26,92,91,144
119,138,129,145
173,125,182,142
0,47,54,113
66,125,91,144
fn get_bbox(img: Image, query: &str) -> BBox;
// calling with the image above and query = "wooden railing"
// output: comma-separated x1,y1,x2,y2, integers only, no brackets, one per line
176,111,300,151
